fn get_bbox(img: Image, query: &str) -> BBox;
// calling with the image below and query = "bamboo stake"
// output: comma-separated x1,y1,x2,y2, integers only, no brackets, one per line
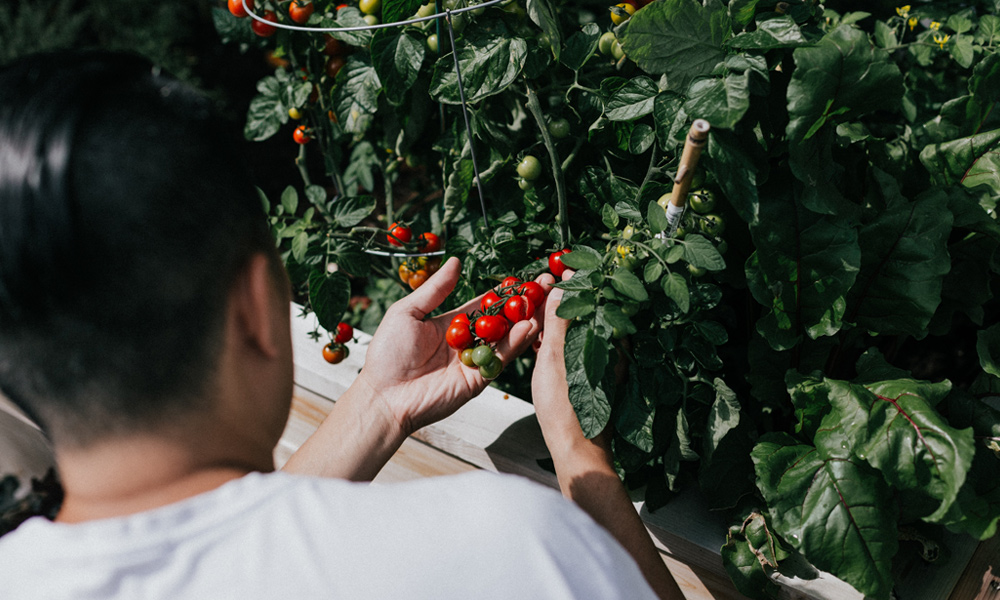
665,119,711,235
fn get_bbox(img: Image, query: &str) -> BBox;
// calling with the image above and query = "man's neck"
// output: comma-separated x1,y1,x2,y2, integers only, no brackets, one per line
54,435,269,523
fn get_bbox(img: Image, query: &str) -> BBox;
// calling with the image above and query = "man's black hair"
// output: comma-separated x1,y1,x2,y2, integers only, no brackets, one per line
0,51,276,447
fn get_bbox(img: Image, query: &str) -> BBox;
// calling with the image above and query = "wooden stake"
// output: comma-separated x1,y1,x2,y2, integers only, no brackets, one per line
664,119,710,233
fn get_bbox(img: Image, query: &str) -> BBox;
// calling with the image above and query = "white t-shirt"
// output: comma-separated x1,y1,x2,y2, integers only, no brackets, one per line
0,470,657,599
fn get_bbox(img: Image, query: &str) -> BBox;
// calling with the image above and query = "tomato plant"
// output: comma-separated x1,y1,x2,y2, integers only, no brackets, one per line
220,1,1000,597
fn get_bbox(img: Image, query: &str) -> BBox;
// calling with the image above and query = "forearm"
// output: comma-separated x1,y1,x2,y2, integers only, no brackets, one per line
545,436,685,600
281,377,406,481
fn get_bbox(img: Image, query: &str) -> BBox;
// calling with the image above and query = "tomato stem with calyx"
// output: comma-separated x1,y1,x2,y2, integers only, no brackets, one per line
296,142,312,187
525,81,570,247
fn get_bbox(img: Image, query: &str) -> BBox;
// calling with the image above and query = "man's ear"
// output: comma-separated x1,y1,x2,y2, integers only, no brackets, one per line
231,252,284,359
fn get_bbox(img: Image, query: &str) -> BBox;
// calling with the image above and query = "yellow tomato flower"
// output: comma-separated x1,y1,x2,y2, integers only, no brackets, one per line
934,33,950,48
895,5,910,17
908,16,918,30
930,21,941,30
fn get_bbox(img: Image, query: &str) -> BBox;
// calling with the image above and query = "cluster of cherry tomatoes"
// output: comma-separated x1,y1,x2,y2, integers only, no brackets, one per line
228,0,383,34
386,223,444,290
445,276,548,380
322,322,354,364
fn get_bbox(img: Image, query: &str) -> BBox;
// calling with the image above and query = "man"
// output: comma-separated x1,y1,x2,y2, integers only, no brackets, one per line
0,51,680,599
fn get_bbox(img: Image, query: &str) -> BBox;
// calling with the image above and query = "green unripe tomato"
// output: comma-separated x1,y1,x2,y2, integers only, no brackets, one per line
673,225,687,240
363,14,379,25
611,39,625,61
598,31,617,55
360,0,381,14
716,239,728,255
288,107,302,120
471,345,495,367
548,118,570,139
622,224,635,239
612,326,627,340
699,213,725,237
502,1,526,19
479,356,504,380
688,189,716,214
656,193,671,209
621,300,639,317
416,3,435,17
517,155,542,180
460,348,477,367
518,178,534,191
537,34,551,49
688,263,706,278
426,34,439,53
450,12,467,32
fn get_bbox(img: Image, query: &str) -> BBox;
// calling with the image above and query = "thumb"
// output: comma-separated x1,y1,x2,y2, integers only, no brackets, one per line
540,269,574,343
400,256,460,319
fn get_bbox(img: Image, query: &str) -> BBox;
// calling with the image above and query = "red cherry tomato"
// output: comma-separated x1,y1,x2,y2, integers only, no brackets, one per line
500,276,521,292
408,269,429,290
333,322,353,344
475,315,507,343
325,56,346,78
289,0,314,23
388,223,412,247
418,232,441,252
228,0,253,17
322,343,348,364
446,322,474,350
481,291,502,313
452,313,470,327
322,34,345,56
503,295,535,323
251,10,278,37
518,281,546,307
293,125,311,144
549,249,570,278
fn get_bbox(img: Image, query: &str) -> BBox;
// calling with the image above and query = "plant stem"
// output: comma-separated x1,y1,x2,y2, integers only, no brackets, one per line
296,144,312,188
635,140,659,202
525,81,570,247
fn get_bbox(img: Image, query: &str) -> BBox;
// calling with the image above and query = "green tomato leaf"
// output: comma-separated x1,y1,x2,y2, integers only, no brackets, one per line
647,201,670,234
332,195,377,228
787,25,903,143
725,15,808,49
628,124,655,155
606,76,660,122
333,55,381,134
845,189,953,337
977,322,1000,378
383,0,422,24
728,0,759,28
430,25,528,104
561,245,603,270
565,321,612,438
752,435,898,600
682,71,750,130
705,129,760,224
562,23,600,71
619,0,731,92
291,231,309,264
582,327,610,386
653,93,686,149
308,270,351,332
370,29,426,106
661,272,690,312
616,364,656,452
600,303,637,335
321,8,372,46
681,234,725,271
244,75,284,142
556,290,597,319
280,186,299,215
526,0,561,61
602,204,620,229
746,182,860,351
609,268,649,301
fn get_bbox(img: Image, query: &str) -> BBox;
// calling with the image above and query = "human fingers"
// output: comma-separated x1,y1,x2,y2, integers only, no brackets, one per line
398,256,461,320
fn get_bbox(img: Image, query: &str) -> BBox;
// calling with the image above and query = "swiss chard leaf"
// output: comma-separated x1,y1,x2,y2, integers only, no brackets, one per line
752,434,898,600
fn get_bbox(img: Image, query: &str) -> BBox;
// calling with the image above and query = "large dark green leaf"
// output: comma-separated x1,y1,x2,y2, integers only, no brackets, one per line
565,321,612,437
332,195,376,228
616,364,655,452
745,183,860,351
308,270,351,332
680,234,725,271
845,190,953,337
383,0,422,25
609,268,649,301
562,23,600,71
682,72,750,130
786,25,902,143
978,322,1000,377
333,55,381,133
752,434,898,600
705,129,760,224
429,26,528,104
606,76,659,122
321,9,373,47
370,29,425,105
726,15,808,49
918,127,1000,194
618,0,730,92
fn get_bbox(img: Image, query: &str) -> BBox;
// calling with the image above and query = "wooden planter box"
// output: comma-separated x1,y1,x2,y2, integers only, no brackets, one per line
279,305,999,600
